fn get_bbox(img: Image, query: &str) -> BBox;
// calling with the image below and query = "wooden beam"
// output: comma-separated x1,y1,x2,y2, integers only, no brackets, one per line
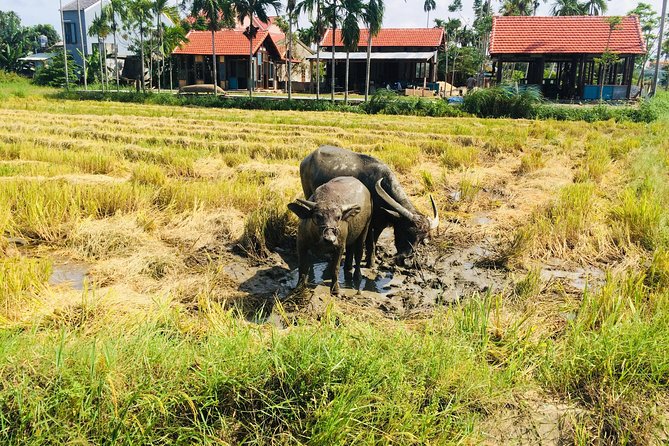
626,56,635,99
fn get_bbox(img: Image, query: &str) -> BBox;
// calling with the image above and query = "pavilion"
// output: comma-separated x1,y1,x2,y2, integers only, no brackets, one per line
489,16,646,100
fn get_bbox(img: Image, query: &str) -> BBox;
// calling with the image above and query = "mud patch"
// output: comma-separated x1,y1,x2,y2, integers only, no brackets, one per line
229,230,511,322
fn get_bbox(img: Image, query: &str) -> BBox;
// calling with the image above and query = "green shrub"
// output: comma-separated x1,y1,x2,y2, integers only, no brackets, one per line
462,85,542,119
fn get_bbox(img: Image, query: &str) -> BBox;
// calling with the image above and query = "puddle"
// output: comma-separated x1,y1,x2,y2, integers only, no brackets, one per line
281,262,394,295
49,261,89,290
471,213,493,225
540,265,606,291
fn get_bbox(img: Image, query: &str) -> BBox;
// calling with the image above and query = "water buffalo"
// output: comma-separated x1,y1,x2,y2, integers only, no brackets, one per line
288,176,372,295
299,145,439,266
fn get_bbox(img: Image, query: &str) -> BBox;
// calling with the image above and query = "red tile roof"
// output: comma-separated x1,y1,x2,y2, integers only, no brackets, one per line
490,16,646,55
320,28,444,48
173,30,270,56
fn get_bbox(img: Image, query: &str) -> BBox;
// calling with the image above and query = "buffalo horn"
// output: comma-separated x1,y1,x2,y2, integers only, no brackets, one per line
375,179,413,219
429,194,439,230
296,198,316,209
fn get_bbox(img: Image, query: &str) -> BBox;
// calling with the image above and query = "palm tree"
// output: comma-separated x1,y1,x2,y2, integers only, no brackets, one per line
297,0,325,99
235,0,282,98
629,3,659,90
583,0,607,16
127,0,154,92
88,12,111,90
76,0,87,89
153,0,171,91
340,0,362,104
186,0,234,96
322,0,344,102
501,0,534,16
362,0,383,101
104,0,123,91
162,24,189,90
551,0,586,16
286,0,296,99
423,0,436,28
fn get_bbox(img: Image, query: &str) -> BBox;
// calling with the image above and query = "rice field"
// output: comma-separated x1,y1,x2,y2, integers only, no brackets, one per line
0,80,668,444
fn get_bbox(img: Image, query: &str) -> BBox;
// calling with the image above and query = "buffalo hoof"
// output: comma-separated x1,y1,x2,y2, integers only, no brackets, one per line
353,268,362,282
331,284,341,296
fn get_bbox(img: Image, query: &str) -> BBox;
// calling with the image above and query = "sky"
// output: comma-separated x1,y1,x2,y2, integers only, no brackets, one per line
1,0,666,34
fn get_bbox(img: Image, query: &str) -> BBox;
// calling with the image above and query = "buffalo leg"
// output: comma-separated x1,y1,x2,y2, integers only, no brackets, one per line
329,246,344,296
296,236,309,289
354,225,369,283
365,222,385,268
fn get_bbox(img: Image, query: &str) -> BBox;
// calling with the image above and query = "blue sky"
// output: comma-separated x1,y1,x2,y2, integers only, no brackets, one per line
1,0,665,33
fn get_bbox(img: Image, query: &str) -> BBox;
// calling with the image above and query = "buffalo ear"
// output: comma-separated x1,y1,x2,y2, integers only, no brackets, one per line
381,207,401,220
288,202,312,220
341,204,361,221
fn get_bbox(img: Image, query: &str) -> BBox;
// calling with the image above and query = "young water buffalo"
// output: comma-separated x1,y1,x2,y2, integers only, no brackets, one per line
288,176,372,295
299,145,439,266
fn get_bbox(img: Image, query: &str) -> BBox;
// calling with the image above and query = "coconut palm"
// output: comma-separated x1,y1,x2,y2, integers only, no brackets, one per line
185,0,234,96
235,0,282,98
362,0,383,101
104,0,123,91
126,0,154,92
501,0,534,16
424,0,436,28
153,0,172,91
583,0,607,16
286,0,296,99
322,0,346,102
76,0,87,89
162,24,189,89
88,11,111,90
340,0,363,104
297,0,325,99
551,0,586,16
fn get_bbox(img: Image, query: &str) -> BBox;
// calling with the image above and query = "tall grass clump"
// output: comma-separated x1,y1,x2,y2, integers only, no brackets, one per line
541,274,669,444
440,144,479,169
532,182,597,255
574,141,610,183
240,199,296,259
0,257,51,320
131,163,167,187
611,183,665,251
517,149,545,174
462,86,542,119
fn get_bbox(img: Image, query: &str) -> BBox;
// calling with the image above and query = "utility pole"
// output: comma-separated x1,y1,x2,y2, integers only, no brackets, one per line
59,0,69,90
651,0,667,96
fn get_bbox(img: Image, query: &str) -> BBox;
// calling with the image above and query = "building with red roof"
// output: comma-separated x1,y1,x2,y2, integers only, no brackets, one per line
312,28,445,93
489,15,646,100
172,17,312,91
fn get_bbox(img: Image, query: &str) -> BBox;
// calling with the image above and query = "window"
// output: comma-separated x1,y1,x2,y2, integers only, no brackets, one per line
415,62,427,79
64,22,77,44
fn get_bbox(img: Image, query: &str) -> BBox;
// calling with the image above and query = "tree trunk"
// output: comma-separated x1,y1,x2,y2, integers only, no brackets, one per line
316,1,321,99
157,13,162,92
98,35,103,90
426,10,429,28
211,29,218,96
450,49,457,96
169,56,173,91
331,4,336,103
140,19,146,92
364,31,371,101
112,10,119,92
443,38,449,97
249,16,254,98
345,49,349,104
287,13,292,99
77,0,87,90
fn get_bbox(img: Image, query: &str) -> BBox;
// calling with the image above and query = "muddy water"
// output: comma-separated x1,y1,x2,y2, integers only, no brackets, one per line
48,260,89,290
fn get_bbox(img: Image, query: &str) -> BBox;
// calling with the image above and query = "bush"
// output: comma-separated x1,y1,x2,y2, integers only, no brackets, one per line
362,90,465,117
33,52,78,88
462,85,542,118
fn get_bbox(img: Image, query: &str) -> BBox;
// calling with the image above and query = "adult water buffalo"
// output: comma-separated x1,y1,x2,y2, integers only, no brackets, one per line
288,176,372,295
299,145,439,266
